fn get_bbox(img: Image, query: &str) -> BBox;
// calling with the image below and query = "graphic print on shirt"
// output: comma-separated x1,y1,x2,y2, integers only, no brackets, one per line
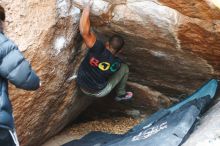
89,57,120,72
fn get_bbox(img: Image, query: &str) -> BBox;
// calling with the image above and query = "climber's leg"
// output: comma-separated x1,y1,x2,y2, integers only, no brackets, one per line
110,63,129,96
112,64,133,101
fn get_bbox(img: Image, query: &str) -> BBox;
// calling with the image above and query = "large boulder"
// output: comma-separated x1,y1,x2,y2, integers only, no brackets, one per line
0,0,91,146
0,0,219,145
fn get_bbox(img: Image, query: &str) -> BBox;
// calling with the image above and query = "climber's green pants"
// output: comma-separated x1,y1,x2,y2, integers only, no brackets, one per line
81,63,129,98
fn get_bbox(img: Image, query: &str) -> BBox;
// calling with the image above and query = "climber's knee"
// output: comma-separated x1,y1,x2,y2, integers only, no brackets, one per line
121,63,129,74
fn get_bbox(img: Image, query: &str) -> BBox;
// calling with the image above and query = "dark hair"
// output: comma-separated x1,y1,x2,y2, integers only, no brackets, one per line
0,5,5,21
109,34,124,53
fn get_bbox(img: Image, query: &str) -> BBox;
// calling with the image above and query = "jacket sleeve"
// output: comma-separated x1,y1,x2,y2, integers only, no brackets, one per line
0,41,40,90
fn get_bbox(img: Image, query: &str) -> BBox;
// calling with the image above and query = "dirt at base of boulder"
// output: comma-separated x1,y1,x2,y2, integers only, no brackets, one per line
43,116,142,146
69,117,141,135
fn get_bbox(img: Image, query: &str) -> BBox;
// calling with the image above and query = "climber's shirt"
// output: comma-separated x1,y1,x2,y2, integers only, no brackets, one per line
77,40,122,92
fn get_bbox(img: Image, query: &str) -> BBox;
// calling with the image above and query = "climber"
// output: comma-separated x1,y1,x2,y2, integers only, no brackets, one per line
76,0,133,101
0,5,40,146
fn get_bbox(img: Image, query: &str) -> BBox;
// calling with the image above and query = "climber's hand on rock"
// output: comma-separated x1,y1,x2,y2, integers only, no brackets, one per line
84,0,94,8
88,0,94,7
83,0,93,9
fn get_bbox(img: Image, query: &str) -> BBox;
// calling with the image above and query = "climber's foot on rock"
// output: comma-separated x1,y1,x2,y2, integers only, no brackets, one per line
115,92,133,101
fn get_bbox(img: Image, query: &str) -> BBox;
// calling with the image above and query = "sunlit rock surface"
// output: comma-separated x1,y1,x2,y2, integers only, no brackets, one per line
0,0,219,145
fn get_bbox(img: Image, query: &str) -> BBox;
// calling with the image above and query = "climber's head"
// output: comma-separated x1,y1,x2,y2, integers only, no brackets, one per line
106,35,125,55
0,5,5,32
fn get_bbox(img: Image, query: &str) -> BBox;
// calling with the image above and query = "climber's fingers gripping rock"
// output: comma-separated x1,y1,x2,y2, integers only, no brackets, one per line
82,0,94,8
88,0,94,7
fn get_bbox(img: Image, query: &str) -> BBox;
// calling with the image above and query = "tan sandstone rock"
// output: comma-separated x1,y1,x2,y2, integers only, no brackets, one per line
0,0,91,146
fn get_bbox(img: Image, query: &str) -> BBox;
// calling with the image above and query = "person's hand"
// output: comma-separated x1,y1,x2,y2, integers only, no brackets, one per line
82,0,94,9
88,0,94,7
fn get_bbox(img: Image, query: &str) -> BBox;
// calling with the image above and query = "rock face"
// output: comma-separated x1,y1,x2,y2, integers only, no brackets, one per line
183,99,220,146
0,0,219,146
0,0,91,146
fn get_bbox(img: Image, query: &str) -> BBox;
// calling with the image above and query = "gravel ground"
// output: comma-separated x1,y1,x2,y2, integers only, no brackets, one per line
43,116,142,146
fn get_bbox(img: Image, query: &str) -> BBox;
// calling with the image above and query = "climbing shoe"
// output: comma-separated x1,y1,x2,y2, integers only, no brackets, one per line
115,92,133,101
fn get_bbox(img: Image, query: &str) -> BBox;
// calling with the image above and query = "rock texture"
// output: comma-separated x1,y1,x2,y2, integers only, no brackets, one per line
183,99,220,146
0,0,91,146
0,0,219,146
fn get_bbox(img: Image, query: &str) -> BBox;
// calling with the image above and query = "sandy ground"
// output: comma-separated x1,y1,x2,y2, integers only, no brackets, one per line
42,117,142,146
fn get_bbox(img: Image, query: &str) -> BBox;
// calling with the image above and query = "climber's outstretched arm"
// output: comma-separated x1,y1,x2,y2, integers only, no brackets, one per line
80,0,96,48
